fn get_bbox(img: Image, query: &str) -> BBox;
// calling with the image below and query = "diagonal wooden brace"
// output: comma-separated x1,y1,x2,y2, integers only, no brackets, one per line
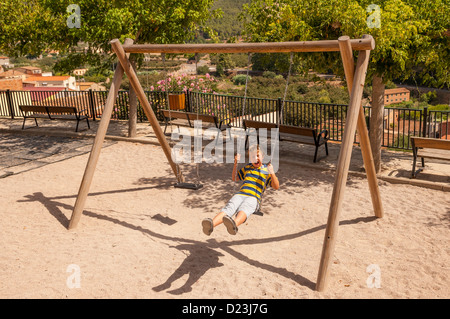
316,44,373,292
69,39,133,230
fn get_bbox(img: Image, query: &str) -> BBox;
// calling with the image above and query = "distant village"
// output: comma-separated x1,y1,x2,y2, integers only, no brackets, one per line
0,55,106,92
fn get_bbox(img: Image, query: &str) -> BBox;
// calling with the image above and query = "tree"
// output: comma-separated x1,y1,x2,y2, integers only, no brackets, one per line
0,0,59,57
241,0,449,172
215,53,236,76
0,0,220,136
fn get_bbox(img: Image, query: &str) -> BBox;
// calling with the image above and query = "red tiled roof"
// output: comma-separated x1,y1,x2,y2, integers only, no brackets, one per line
0,70,26,78
26,76,70,82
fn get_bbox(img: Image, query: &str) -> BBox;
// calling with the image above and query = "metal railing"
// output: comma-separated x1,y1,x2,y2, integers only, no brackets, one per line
1,89,448,150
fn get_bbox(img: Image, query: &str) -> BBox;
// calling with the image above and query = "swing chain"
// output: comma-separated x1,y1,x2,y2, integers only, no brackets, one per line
241,52,252,122
279,52,294,126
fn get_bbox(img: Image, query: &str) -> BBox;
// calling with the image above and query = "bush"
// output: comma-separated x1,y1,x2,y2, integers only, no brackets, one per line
233,74,251,85
274,75,284,81
197,65,210,75
263,71,276,78
296,84,308,94
428,104,449,111
420,90,437,103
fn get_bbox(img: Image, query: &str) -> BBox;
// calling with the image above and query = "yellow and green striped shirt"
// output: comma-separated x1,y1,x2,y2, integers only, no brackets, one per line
237,163,272,202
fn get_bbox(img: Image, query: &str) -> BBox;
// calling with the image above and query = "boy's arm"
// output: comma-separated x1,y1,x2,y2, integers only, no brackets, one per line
232,154,240,181
267,164,280,190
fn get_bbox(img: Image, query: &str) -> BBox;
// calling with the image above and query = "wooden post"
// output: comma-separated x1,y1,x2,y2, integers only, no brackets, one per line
68,38,134,230
315,47,371,292
338,35,383,218
110,39,182,183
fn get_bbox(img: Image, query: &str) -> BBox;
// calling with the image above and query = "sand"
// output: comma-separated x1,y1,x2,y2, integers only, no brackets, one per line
0,137,449,299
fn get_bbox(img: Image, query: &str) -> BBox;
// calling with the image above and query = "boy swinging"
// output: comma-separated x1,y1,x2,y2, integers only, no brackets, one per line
202,144,280,236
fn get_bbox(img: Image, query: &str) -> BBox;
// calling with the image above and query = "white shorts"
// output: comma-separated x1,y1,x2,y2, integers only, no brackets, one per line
221,194,259,218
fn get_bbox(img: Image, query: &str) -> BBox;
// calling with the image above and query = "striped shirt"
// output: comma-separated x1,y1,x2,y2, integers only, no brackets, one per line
237,163,272,202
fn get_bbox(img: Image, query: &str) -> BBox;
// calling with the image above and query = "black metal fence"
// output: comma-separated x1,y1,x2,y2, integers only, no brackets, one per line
1,89,448,150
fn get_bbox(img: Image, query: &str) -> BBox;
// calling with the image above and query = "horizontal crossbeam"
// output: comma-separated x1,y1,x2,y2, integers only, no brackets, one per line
122,37,375,54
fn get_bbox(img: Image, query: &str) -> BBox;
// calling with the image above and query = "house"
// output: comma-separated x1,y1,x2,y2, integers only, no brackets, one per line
0,56,13,68
0,69,27,81
73,68,88,76
384,88,410,105
15,66,42,76
0,56,10,66
23,75,79,90
76,81,106,91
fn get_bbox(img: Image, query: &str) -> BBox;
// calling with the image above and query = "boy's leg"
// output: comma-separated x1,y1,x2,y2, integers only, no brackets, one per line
223,196,257,234
212,211,227,227
233,211,247,227
213,195,243,227
223,211,246,235
202,211,226,236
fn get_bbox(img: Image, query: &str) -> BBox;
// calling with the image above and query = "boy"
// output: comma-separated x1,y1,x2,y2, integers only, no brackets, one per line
202,144,280,236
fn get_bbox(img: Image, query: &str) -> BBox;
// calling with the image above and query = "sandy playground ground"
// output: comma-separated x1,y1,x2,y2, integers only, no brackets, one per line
0,121,449,299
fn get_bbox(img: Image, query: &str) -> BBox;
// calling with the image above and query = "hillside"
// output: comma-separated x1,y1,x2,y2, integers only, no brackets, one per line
207,0,250,39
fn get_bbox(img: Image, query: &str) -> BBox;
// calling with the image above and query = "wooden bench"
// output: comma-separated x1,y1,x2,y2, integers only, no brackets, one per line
161,109,232,137
19,105,90,132
243,119,329,162
410,136,450,178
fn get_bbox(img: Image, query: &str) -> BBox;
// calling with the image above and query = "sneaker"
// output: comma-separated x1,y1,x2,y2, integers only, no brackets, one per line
202,218,213,236
223,215,238,235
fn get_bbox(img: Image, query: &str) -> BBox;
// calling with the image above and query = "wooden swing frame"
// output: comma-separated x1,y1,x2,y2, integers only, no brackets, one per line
68,35,383,292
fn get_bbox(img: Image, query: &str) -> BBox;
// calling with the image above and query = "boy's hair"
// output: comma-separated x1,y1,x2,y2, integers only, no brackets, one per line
248,144,264,156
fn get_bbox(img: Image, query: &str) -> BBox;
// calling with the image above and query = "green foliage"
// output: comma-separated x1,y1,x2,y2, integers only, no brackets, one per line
0,0,219,74
214,53,237,76
241,0,450,89
419,91,437,104
0,1,57,56
206,0,250,39
429,104,450,112
263,71,276,78
196,65,210,75
232,74,251,85
384,80,397,89
219,73,350,105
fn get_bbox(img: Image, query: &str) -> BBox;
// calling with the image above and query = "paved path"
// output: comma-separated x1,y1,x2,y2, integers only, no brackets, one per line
0,133,116,177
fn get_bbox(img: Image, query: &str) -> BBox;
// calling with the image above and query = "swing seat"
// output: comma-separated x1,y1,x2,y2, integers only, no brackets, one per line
174,182,203,190
254,210,263,216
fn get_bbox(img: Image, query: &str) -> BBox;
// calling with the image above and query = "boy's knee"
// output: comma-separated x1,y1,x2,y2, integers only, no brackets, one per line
235,211,248,224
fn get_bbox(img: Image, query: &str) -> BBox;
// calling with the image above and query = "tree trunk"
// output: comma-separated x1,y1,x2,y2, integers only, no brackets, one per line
128,57,137,138
369,74,385,173
127,31,143,138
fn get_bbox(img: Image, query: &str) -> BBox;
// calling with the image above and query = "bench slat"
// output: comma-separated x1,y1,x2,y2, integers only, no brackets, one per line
45,106,77,114
280,136,316,145
20,105,48,113
244,119,277,130
417,148,450,161
161,109,221,124
161,110,189,120
279,124,315,137
411,137,450,151
189,113,217,124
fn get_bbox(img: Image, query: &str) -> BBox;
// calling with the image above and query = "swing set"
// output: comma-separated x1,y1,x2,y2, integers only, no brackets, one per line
68,35,384,292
